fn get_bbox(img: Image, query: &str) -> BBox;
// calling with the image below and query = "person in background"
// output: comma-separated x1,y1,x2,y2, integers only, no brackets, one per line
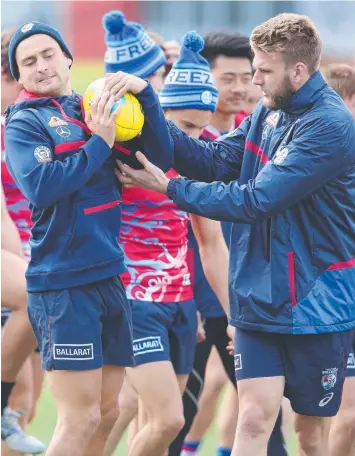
324,63,355,456
1,27,46,455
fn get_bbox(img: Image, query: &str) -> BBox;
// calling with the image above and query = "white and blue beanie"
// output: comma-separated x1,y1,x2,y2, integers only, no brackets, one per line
103,11,166,78
159,31,218,112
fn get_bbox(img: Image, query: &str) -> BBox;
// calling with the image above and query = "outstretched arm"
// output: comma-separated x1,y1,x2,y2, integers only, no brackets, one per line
106,73,250,182
167,117,353,222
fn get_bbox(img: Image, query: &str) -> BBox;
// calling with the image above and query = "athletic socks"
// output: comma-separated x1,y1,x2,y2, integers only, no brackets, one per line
180,440,201,455
1,381,15,414
216,447,232,456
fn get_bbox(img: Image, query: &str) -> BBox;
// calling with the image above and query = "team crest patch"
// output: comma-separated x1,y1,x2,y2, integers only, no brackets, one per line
347,352,355,369
321,367,338,390
201,90,213,105
265,112,280,128
34,145,52,163
21,23,34,33
273,146,289,165
133,336,164,356
48,116,68,127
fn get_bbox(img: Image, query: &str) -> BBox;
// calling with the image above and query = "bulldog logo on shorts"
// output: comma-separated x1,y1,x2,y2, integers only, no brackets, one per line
321,367,338,390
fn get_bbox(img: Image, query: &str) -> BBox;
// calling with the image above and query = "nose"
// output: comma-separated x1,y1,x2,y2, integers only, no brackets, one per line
232,77,247,94
252,71,263,86
36,56,49,74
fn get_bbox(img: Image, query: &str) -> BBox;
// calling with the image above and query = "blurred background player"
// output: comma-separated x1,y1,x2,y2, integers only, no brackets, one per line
1,28,46,455
102,11,168,455
101,18,226,456
324,63,355,456
103,11,167,94
172,31,286,456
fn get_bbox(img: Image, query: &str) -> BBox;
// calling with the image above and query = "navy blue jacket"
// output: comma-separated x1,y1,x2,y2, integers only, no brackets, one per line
5,84,172,291
143,71,355,334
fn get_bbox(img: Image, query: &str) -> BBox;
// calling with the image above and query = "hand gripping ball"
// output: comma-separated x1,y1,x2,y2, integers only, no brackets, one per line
83,78,144,142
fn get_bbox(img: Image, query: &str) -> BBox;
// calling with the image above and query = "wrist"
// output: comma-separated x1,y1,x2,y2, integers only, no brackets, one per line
161,177,170,195
167,178,178,199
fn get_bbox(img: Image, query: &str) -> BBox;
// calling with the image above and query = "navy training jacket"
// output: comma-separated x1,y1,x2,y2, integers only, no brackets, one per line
142,71,355,335
5,84,172,292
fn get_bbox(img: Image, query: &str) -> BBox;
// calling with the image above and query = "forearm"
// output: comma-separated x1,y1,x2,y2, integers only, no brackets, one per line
1,216,25,258
167,178,259,223
200,240,230,315
135,84,173,172
7,134,112,209
169,122,243,182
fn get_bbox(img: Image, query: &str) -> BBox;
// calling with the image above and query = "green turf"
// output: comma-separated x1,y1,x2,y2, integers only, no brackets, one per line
70,61,104,95
28,380,296,455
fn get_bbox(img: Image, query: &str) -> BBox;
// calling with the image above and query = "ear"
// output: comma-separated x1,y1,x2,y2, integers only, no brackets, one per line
294,62,308,82
66,56,73,68
18,75,23,85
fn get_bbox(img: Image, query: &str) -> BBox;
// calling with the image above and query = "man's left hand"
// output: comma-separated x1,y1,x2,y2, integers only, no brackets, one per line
116,152,170,194
104,72,148,100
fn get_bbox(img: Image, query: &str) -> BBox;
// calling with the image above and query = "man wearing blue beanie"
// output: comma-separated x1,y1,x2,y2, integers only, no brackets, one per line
5,20,173,456
104,32,228,456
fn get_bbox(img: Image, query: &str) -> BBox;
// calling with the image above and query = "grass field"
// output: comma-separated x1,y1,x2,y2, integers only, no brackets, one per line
71,61,105,94
27,380,296,455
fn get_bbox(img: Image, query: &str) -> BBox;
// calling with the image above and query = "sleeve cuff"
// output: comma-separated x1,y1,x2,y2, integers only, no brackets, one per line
135,83,159,109
167,178,178,200
85,134,112,161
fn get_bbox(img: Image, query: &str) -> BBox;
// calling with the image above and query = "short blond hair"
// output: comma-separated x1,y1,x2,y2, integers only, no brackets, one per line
324,64,355,100
251,13,322,73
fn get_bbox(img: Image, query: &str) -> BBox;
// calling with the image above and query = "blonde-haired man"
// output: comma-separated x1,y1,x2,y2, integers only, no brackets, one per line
110,13,355,456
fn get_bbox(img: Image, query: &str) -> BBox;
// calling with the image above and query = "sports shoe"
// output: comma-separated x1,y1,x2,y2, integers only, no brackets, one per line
1,407,46,454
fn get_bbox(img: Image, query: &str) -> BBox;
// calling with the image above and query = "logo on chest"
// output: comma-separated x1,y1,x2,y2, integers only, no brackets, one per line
265,112,280,128
56,126,71,138
48,116,68,127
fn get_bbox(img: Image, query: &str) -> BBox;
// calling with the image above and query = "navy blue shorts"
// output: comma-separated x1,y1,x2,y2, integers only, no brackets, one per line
130,299,197,375
346,333,355,377
234,328,354,417
28,276,134,371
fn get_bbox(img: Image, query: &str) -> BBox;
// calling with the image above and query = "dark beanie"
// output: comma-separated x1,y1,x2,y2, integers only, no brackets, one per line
8,21,73,80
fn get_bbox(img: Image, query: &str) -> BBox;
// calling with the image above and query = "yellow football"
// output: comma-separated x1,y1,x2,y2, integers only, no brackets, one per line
83,78,144,142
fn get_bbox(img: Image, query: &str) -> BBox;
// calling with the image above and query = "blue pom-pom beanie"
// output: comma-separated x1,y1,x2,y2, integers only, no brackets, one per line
159,31,218,112
8,21,73,81
103,10,166,78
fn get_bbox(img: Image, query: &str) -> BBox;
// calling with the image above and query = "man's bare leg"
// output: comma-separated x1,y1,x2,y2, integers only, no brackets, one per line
104,377,138,456
232,376,284,456
127,361,185,456
46,369,103,456
329,377,355,456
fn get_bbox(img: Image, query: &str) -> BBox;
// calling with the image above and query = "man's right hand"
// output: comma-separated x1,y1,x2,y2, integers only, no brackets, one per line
85,92,120,148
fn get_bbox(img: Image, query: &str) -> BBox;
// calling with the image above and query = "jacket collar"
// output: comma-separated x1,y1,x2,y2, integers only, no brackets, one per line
282,70,327,116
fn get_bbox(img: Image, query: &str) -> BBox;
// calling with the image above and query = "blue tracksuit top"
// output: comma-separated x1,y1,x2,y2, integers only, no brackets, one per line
5,84,172,292
141,71,355,335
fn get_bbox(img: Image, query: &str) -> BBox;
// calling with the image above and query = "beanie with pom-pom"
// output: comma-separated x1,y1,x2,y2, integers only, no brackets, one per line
159,31,218,112
102,10,166,78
